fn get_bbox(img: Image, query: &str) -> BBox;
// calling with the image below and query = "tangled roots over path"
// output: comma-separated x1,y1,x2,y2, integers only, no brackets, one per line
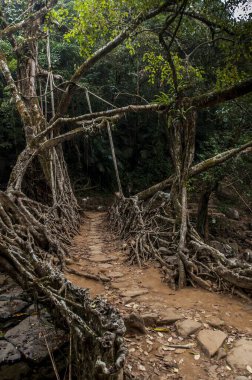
0,190,126,379
109,193,252,299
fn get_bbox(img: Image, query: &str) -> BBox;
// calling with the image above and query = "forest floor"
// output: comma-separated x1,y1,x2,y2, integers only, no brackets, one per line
65,211,252,380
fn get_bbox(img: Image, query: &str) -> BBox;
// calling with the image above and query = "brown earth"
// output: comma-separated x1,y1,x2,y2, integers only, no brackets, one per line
65,211,252,380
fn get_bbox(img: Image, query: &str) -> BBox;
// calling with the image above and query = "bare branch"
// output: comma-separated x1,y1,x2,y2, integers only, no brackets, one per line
35,103,167,142
192,77,252,108
136,139,252,200
190,140,252,177
39,116,120,150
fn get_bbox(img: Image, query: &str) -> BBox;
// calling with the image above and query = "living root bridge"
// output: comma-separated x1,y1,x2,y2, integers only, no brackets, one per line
109,194,252,298
0,190,126,379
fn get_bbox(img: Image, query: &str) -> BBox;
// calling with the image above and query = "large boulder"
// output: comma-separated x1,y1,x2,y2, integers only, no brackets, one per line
5,314,66,362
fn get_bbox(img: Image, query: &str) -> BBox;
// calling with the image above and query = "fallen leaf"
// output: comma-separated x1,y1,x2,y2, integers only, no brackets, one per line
154,327,169,333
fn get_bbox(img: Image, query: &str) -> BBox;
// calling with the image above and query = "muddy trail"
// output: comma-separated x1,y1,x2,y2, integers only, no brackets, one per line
65,212,252,380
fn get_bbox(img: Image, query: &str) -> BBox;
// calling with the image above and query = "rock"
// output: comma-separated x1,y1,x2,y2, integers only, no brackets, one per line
217,347,226,360
227,338,252,370
107,272,124,279
225,208,240,220
243,249,252,263
176,319,202,337
197,329,227,357
99,275,110,282
0,299,29,320
0,284,24,300
158,308,182,325
5,315,66,362
122,289,148,298
207,317,225,328
91,255,113,263
235,377,248,380
124,313,146,335
0,340,21,363
142,313,158,327
99,263,113,270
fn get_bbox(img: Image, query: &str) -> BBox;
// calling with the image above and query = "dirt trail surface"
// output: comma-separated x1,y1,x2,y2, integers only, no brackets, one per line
65,212,252,380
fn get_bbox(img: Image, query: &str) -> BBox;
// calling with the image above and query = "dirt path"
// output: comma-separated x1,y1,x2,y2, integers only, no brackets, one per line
65,212,252,380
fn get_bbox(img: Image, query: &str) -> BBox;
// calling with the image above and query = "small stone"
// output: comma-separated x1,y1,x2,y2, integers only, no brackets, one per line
243,249,252,263
142,313,158,327
235,377,248,380
207,317,225,328
176,319,202,337
124,313,146,335
158,308,182,325
0,340,21,363
197,329,227,357
98,263,113,270
227,339,252,370
107,272,124,278
138,364,146,371
99,275,110,282
225,208,240,220
91,255,116,263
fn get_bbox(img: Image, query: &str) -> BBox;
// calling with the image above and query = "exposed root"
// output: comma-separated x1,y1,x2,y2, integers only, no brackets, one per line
109,193,252,298
0,190,126,379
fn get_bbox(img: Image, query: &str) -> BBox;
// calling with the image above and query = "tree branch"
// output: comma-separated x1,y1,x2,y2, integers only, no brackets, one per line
190,140,252,177
35,103,167,142
192,77,252,108
136,139,252,200
0,55,33,140
56,1,173,116
0,0,58,38
183,11,235,35
39,116,120,150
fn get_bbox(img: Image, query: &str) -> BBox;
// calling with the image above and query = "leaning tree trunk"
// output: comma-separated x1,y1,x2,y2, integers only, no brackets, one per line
13,27,79,229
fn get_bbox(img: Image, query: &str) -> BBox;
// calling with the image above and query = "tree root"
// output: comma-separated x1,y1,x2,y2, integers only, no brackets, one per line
109,193,252,298
0,190,126,379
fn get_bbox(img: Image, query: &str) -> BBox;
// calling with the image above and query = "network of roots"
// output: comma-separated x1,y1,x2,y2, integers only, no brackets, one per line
109,192,252,298
0,190,126,379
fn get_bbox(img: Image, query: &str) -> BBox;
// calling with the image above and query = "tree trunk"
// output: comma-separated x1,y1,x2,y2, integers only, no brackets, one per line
196,188,212,240
168,100,197,287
